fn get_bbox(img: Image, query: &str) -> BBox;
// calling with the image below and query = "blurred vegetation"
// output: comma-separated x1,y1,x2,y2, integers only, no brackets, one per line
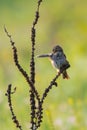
0,0,87,130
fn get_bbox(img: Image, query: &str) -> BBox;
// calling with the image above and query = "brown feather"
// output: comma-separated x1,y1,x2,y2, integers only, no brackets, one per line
62,70,69,79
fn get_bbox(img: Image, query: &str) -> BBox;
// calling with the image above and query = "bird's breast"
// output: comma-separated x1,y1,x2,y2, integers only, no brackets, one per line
49,57,60,71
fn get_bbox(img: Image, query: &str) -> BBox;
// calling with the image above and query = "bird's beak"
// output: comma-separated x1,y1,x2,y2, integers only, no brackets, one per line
37,54,51,58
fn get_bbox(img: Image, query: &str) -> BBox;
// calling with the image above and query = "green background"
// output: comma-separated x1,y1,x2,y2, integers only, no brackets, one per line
0,0,87,130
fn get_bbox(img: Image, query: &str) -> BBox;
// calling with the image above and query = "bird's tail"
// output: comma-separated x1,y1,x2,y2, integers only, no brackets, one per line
62,70,69,79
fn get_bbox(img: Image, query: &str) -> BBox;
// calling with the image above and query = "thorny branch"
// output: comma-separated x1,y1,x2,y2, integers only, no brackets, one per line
41,72,60,103
5,84,23,130
4,0,64,130
36,72,60,128
4,26,40,102
30,0,43,129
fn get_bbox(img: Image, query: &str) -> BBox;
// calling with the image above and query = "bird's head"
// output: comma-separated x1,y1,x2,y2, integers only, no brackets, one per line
52,45,63,53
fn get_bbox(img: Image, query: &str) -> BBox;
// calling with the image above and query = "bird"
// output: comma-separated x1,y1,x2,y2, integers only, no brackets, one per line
37,45,70,79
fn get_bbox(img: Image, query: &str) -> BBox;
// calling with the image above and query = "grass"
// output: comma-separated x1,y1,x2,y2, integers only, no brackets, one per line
0,0,87,130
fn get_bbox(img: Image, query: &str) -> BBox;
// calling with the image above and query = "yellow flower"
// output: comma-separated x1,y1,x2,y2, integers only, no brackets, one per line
68,97,74,105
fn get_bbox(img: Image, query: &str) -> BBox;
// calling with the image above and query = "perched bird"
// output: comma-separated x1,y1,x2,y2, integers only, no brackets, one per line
37,45,70,79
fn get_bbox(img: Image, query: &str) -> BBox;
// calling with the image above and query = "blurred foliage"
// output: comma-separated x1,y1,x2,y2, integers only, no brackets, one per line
0,0,87,130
